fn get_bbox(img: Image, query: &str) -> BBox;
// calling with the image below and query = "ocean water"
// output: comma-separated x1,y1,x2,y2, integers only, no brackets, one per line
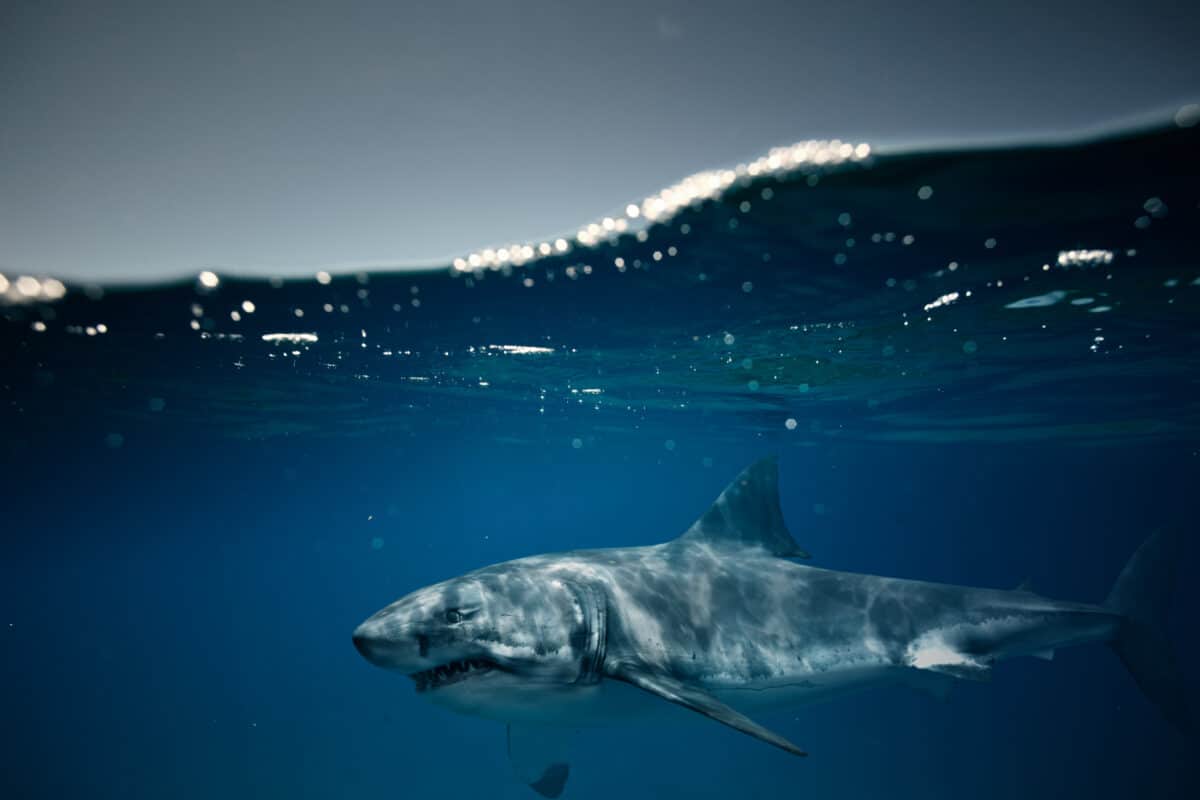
2,121,1198,799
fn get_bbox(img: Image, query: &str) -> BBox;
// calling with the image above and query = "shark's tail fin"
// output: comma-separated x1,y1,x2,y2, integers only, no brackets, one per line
1105,531,1193,734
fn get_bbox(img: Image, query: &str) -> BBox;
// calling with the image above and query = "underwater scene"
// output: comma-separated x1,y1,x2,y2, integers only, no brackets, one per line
3,119,1199,799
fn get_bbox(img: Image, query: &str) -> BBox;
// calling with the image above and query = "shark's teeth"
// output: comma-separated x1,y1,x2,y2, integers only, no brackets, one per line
410,658,496,692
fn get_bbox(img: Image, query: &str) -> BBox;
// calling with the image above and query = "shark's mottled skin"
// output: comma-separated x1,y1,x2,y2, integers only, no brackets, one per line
353,458,1187,797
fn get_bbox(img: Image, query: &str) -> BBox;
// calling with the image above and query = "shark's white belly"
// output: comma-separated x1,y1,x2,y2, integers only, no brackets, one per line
428,661,903,725
709,663,902,712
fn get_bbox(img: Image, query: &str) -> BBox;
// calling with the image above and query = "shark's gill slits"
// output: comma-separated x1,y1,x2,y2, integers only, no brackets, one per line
410,658,498,692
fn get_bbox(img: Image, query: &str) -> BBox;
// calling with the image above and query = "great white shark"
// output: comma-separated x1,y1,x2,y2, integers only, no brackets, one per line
353,457,1189,797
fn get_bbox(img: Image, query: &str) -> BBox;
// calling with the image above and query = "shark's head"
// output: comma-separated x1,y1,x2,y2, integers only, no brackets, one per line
353,564,606,717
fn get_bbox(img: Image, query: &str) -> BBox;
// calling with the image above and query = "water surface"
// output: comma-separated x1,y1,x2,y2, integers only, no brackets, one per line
2,122,1198,798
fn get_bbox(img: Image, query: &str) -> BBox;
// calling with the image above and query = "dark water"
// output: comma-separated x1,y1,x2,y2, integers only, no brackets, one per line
3,123,1198,798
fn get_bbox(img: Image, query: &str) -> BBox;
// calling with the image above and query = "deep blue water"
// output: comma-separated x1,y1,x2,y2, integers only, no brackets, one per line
3,122,1199,798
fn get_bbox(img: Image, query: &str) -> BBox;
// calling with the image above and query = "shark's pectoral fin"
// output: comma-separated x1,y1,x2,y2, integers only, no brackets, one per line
612,666,807,757
506,724,572,798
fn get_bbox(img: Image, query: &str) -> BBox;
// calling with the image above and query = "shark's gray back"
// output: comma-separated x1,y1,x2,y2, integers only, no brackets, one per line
540,544,981,684
472,457,1115,697
486,537,1114,701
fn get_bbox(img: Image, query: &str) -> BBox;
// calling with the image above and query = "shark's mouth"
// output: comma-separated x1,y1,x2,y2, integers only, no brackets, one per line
409,658,500,692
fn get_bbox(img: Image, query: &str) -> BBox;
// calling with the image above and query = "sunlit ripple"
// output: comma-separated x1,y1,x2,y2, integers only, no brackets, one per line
1005,291,1068,309
923,292,960,312
261,332,319,344
1056,249,1114,269
0,274,68,305
485,344,554,355
452,139,871,274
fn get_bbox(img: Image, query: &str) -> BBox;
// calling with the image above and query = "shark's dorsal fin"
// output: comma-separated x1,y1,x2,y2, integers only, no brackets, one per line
611,665,808,757
676,456,810,558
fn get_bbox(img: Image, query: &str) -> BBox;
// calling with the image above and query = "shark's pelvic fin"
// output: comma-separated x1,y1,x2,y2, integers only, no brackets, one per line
612,665,808,757
507,724,572,798
676,456,810,558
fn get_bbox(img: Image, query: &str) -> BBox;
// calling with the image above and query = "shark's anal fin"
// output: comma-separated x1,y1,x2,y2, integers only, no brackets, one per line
506,724,572,798
612,666,808,757
675,456,810,558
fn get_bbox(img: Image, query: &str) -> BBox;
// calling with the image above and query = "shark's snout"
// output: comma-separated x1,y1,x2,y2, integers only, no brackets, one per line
352,618,418,670
351,625,375,661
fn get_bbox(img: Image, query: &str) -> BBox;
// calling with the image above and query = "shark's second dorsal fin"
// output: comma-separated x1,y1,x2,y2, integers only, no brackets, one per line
675,456,810,558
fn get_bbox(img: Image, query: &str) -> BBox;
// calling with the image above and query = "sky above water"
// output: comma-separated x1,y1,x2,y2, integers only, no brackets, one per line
2,0,1198,282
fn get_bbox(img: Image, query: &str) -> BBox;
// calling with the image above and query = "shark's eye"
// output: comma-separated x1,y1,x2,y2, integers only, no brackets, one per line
444,608,463,624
